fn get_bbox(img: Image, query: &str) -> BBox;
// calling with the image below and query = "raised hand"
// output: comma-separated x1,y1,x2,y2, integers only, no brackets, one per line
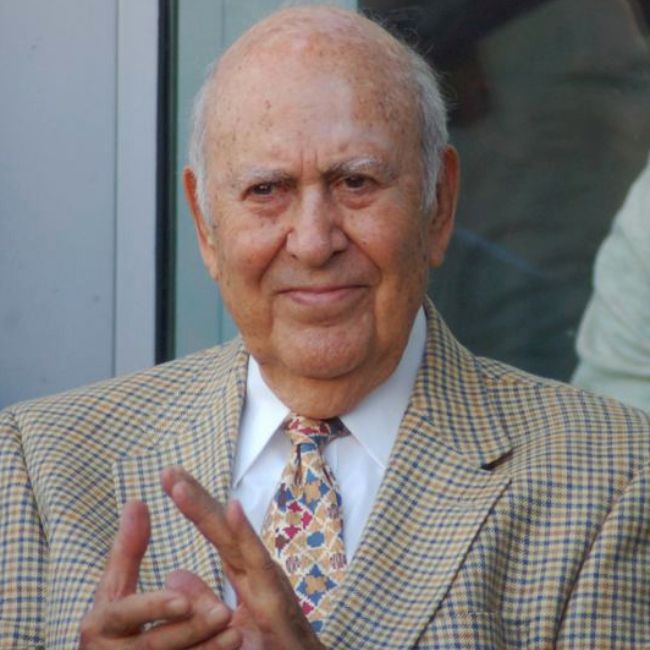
79,499,235,649
161,466,326,650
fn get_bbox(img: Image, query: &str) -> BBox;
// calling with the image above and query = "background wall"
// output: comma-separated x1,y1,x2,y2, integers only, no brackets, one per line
0,0,157,408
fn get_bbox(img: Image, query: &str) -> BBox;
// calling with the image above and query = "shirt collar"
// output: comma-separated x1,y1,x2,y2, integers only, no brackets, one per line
232,359,288,488
339,308,426,468
233,308,426,486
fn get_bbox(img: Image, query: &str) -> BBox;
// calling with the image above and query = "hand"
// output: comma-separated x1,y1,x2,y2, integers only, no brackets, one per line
161,466,326,650
79,499,239,649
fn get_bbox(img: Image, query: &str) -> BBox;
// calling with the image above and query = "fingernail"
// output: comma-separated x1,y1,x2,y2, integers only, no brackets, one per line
167,596,190,616
206,604,229,625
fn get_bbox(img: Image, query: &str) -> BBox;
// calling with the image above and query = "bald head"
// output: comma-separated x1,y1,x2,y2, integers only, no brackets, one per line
220,5,405,70
188,5,448,217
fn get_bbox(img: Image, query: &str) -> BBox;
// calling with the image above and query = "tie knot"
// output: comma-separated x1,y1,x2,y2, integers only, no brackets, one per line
283,414,346,450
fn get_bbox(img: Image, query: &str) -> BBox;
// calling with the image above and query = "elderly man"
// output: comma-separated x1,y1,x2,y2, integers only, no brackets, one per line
2,5,650,649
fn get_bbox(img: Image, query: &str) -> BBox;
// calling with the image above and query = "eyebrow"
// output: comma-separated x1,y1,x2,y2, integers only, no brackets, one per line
233,156,397,188
232,167,294,189
325,157,397,181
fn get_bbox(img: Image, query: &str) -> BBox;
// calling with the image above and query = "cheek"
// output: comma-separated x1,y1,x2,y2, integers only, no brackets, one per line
350,213,427,274
347,211,429,338
215,218,287,287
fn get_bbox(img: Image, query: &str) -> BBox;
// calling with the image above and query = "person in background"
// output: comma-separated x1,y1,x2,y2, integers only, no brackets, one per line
572,153,650,411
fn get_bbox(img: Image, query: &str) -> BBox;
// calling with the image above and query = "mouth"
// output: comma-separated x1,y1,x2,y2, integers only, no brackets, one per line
278,284,367,307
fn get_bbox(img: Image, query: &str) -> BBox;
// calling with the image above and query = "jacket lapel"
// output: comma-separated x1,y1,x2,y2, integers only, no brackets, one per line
112,339,248,596
322,302,513,648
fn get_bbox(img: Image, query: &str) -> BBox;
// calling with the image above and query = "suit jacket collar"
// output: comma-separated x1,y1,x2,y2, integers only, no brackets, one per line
410,298,513,469
113,300,513,647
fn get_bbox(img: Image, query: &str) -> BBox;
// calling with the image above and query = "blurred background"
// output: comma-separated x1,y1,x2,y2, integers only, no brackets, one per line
2,0,649,408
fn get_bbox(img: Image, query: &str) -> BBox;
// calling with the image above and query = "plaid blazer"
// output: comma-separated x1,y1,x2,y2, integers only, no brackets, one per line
2,302,650,648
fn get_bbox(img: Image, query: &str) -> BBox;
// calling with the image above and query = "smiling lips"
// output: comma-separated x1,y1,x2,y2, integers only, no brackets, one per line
279,284,367,308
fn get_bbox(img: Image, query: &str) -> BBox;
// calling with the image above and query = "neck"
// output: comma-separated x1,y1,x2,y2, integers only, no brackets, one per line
254,308,427,418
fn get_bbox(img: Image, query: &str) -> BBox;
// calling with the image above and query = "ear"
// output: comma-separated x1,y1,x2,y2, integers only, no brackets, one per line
427,146,460,268
183,166,221,283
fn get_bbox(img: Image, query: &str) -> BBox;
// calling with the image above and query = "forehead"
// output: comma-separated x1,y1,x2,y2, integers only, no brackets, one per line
205,28,419,163
217,8,409,95
226,66,400,127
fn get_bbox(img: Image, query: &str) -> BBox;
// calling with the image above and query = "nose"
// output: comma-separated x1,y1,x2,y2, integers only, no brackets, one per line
285,188,348,266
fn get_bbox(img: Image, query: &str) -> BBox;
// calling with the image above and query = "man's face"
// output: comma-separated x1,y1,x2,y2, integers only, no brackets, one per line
187,45,456,403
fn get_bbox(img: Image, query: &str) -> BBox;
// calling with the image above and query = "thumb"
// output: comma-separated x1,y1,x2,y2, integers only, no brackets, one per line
165,569,230,616
165,569,216,598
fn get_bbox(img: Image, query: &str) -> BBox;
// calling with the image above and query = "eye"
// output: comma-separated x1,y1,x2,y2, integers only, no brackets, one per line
244,181,288,203
250,182,275,196
243,179,291,209
342,175,368,189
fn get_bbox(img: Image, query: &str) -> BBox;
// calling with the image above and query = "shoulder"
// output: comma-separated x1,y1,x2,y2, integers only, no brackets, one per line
477,355,650,477
419,302,650,476
2,338,246,462
1,339,247,537
8,337,242,407
478,353,650,430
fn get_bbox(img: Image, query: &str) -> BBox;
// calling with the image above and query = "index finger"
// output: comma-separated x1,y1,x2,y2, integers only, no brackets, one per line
94,499,151,604
161,466,268,574
161,467,318,645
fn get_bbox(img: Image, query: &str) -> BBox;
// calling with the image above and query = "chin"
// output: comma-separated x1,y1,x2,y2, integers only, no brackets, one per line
279,336,370,381
285,352,362,381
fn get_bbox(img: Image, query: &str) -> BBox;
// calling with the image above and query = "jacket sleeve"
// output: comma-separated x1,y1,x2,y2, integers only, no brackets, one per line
0,408,47,648
557,461,650,648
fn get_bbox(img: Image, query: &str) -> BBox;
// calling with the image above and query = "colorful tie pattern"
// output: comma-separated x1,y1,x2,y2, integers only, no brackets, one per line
261,414,348,633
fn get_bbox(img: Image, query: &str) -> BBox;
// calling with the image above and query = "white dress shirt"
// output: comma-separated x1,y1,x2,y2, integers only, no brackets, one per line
223,308,426,607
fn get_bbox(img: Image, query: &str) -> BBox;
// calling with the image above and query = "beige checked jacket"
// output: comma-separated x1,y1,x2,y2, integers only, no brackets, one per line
2,303,650,648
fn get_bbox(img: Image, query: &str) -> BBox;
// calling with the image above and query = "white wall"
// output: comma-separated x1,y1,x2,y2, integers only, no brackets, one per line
0,0,157,408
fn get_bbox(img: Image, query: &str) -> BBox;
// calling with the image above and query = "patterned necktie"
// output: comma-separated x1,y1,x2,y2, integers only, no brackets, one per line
261,414,348,633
